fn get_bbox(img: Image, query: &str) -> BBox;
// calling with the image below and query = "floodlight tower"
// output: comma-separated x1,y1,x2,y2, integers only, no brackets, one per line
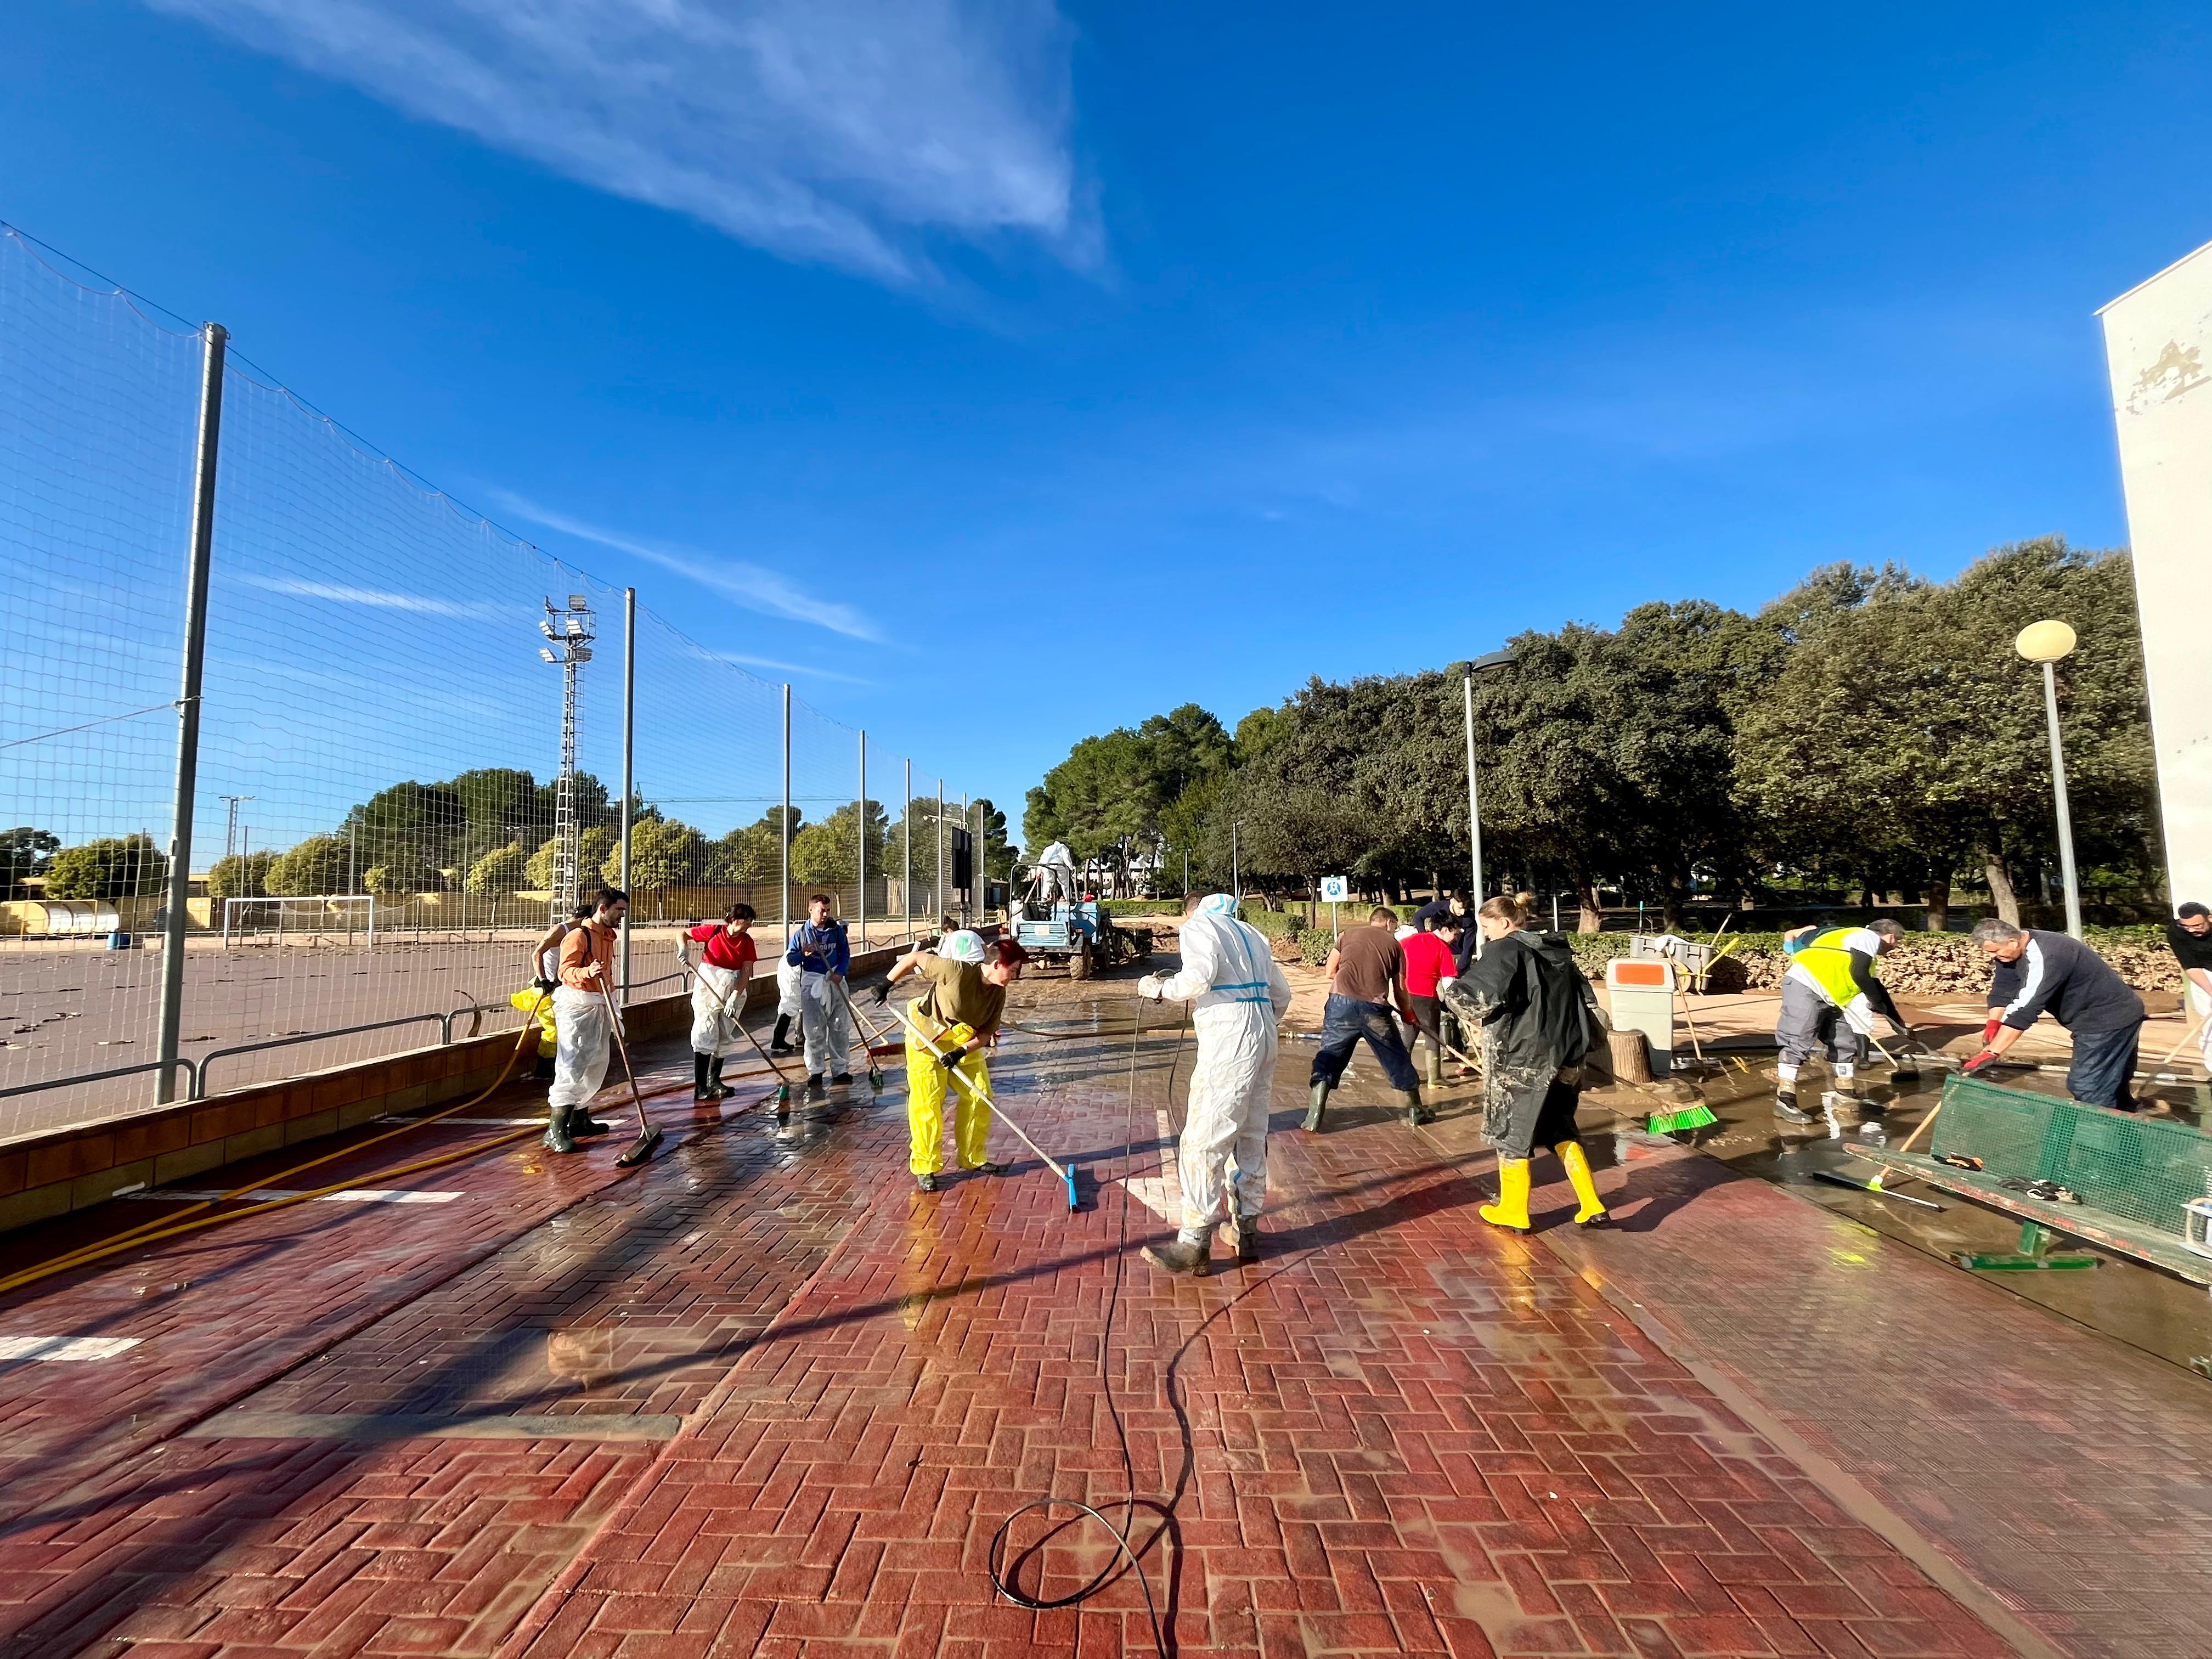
539,594,596,919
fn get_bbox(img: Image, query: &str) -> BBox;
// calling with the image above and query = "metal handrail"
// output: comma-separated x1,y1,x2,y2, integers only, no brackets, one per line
0,1056,199,1104
1,970,708,1119
194,1012,450,1099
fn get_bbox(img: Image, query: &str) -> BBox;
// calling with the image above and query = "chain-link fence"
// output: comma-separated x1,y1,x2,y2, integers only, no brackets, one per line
0,226,980,1138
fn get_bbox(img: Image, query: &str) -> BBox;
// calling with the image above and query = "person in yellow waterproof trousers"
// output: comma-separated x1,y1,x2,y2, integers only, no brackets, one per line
881,930,1026,1192
1440,894,1611,1232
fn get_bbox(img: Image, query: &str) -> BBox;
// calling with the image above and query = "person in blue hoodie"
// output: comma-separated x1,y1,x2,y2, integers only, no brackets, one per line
786,893,852,1099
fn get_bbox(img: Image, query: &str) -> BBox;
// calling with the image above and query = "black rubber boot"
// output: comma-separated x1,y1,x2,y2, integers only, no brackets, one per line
1303,1079,1329,1132
542,1104,578,1155
805,1074,826,1103
1234,1220,1261,1262
694,1052,712,1102
532,1053,555,1080
708,1056,729,1098
769,1015,795,1056
1401,1088,1433,1126
572,1105,610,1137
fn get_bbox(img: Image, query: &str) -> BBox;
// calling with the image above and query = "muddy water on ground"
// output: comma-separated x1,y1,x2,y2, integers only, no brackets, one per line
1591,1057,2212,1379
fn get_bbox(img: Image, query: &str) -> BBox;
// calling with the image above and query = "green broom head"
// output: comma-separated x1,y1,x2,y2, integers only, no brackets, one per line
1647,1100,1719,1134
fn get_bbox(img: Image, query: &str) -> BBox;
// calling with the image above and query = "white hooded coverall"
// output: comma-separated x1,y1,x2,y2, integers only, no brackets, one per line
690,962,747,1058
549,985,614,1110
1150,895,1293,1247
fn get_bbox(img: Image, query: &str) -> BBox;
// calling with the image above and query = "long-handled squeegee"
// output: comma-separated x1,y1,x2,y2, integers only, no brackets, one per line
600,979,665,1169
893,1000,1079,1211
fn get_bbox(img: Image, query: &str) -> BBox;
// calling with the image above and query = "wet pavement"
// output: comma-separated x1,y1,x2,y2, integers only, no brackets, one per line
0,966,2205,1658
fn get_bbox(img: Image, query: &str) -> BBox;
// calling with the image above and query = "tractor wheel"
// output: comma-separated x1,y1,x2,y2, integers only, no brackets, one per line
1069,939,1094,980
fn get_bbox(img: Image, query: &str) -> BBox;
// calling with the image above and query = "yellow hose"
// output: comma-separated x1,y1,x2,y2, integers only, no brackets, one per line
0,993,553,1296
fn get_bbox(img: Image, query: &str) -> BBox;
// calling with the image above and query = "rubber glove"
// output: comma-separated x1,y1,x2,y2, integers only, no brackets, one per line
1982,1017,2003,1046
1137,973,1165,1001
1961,1049,2002,1077
533,975,557,995
939,1044,967,1069
871,980,891,1006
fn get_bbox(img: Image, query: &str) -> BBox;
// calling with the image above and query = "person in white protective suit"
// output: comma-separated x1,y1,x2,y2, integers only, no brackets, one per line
1135,891,1293,1276
545,888,627,1154
1029,842,1079,907
769,953,805,1056
786,893,853,1099
680,903,759,1101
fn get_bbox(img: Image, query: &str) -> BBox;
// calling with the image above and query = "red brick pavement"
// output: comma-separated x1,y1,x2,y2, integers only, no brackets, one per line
0,1039,792,1655
495,1029,2013,1659
12,989,2176,1659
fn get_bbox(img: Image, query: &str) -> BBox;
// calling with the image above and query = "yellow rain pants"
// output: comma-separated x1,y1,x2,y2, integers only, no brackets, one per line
906,1016,992,1176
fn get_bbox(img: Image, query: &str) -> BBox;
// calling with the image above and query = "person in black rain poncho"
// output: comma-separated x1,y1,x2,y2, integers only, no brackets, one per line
1441,893,1612,1232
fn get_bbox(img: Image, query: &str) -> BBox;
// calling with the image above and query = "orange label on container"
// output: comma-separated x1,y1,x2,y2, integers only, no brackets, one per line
1610,961,1671,988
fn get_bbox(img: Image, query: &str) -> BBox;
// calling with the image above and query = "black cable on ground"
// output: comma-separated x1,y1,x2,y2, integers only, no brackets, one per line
985,991,1189,1656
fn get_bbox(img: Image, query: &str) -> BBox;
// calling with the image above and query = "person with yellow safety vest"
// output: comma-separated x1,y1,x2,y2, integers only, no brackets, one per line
1774,918,1911,1123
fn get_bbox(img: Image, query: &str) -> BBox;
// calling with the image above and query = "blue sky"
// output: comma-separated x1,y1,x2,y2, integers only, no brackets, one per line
6,1,2210,840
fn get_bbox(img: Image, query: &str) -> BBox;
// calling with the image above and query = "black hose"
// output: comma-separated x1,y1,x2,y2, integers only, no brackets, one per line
985,991,1188,1656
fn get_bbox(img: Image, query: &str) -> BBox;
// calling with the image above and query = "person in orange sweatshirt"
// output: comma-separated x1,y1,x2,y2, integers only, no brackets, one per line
546,887,627,1154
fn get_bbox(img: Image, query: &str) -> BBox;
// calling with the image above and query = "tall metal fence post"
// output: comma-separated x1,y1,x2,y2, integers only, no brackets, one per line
619,586,635,996
155,321,228,1106
936,782,946,927
903,760,912,944
975,800,986,923
781,685,793,952
856,730,867,951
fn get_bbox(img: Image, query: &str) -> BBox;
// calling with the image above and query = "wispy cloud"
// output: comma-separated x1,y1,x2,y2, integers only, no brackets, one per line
238,573,511,618
488,489,882,641
142,0,1094,285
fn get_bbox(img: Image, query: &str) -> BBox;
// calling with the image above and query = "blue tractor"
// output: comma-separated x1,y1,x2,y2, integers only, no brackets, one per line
1010,853,1146,979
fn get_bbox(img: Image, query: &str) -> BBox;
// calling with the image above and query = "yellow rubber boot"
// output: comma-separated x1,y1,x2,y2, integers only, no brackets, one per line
1560,1141,1609,1227
1480,1158,1531,1233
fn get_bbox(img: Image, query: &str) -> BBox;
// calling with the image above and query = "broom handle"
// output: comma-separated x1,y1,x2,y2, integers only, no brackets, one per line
894,1001,1067,1182
1891,1097,1943,1159
598,978,651,1120
2157,1007,2208,1069
688,961,794,1085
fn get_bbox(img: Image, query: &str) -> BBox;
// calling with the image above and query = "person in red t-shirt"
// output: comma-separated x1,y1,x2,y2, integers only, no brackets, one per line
682,904,759,1100
1400,917,1463,1086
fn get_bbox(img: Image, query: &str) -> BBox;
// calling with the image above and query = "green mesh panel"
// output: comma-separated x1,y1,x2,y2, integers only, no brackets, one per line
1930,1074,2212,1235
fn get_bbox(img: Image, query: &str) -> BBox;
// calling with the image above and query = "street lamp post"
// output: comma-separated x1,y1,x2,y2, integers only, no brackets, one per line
1462,650,1514,913
2016,620,2083,939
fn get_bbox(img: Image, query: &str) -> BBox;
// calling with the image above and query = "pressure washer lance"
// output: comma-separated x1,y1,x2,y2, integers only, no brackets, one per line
599,979,665,1169
892,1000,1079,1211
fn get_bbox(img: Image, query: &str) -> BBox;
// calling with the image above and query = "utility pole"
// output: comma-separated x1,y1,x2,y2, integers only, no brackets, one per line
618,587,634,995
155,321,226,1107
857,731,867,951
539,594,595,921
903,758,912,944
937,783,946,925
781,685,792,948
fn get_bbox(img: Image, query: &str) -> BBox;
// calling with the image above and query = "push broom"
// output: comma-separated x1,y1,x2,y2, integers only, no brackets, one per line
599,979,665,1169
893,999,1079,1211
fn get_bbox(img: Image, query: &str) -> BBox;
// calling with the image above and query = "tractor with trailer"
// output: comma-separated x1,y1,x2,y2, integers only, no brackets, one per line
1008,847,1148,979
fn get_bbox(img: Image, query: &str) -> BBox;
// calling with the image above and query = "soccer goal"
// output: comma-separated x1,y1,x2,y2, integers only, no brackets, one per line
221,895,376,948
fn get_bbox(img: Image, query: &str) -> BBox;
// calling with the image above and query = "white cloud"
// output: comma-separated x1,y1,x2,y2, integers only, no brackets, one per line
143,0,1093,285
488,489,882,641
237,573,511,618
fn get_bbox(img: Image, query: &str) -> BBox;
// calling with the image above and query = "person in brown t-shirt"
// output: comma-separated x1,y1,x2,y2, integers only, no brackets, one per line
1306,907,1426,1130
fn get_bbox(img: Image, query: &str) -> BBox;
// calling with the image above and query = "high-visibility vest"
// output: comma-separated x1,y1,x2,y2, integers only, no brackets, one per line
1792,928,1867,1007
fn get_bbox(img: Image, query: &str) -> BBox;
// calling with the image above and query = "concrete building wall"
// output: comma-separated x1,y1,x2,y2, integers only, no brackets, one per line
2099,244,2212,912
